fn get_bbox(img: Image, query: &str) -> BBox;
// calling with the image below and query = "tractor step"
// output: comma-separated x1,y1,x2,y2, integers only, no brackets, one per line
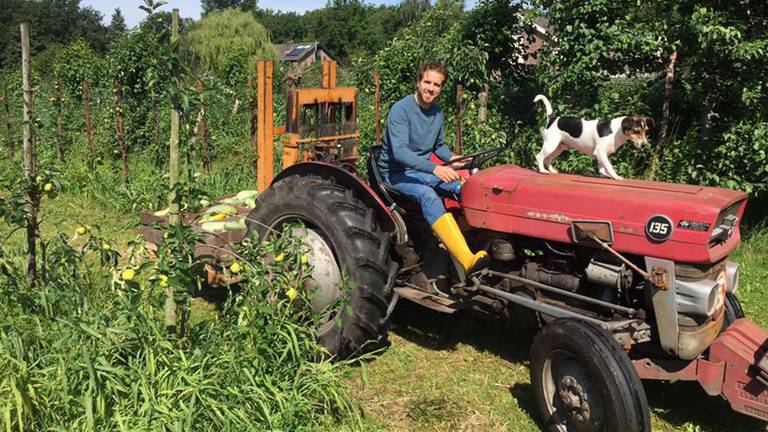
393,286,462,313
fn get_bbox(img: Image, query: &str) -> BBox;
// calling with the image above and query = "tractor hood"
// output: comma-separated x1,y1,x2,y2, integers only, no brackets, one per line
460,165,748,264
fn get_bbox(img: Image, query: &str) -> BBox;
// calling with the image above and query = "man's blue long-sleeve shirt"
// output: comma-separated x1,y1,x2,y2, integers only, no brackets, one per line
377,95,453,177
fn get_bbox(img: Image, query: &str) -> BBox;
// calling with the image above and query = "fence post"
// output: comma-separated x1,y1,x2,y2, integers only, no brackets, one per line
247,74,257,154
55,80,65,162
196,80,209,174
165,8,180,335
113,81,128,182
20,23,38,287
1,82,13,159
82,80,94,158
375,70,381,145
455,84,463,154
478,84,488,123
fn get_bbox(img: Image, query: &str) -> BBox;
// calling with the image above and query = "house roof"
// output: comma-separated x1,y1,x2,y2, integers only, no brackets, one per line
274,42,334,62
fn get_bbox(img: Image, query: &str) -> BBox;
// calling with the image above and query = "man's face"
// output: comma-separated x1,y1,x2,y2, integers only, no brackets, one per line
417,69,445,106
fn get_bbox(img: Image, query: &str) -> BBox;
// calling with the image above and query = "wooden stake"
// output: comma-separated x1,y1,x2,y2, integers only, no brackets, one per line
20,23,38,287
2,82,13,159
660,50,677,142
113,81,128,182
196,81,209,174
165,8,180,335
168,8,180,224
247,74,257,153
455,84,463,154
375,70,381,145
82,80,94,157
478,84,489,123
55,80,65,162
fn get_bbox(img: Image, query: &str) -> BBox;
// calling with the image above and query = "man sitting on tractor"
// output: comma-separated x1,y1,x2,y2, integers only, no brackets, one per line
377,60,489,274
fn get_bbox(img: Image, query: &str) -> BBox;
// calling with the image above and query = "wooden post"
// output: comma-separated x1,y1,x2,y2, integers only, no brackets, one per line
113,81,128,182
375,70,381,145
54,80,65,162
20,23,38,287
196,81,209,174
660,50,677,142
82,80,94,157
2,82,13,159
455,84,463,154
165,8,180,335
168,8,180,224
478,84,489,123
256,60,274,193
247,74,257,153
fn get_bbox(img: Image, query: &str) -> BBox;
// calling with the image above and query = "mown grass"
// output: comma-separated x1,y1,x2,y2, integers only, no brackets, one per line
344,227,768,432
2,153,767,431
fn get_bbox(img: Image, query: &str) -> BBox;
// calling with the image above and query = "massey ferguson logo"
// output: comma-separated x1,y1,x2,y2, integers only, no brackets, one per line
646,215,674,242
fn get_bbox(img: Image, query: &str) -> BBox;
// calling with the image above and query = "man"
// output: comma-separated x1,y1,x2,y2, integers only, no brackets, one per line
377,61,488,275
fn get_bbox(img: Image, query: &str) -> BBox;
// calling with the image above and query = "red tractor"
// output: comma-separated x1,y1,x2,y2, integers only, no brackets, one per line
143,62,768,431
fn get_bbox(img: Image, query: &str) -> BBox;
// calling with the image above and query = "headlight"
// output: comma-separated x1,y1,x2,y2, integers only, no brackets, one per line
708,275,726,317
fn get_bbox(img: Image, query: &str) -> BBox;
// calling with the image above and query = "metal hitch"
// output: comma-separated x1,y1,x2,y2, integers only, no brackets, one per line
634,318,768,422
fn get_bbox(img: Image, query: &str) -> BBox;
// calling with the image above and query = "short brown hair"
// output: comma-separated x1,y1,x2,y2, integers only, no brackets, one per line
417,60,448,85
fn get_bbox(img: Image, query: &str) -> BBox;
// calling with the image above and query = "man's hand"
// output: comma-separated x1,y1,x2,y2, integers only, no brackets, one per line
433,164,461,183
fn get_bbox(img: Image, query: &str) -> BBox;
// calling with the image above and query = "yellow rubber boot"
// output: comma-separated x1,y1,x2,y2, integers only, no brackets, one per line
431,213,489,274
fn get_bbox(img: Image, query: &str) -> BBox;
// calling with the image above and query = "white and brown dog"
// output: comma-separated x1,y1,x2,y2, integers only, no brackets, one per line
533,95,654,180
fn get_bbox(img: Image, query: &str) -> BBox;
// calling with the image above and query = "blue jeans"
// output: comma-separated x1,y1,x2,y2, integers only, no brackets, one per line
384,169,462,225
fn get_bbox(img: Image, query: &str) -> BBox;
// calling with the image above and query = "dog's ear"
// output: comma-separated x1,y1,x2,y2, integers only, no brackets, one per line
645,117,655,130
621,117,634,132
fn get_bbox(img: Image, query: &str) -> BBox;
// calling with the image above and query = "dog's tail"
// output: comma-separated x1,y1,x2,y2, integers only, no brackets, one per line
533,94,553,122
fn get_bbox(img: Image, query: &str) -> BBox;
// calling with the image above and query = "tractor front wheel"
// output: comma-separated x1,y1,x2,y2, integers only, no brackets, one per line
722,292,745,332
530,318,650,432
246,175,393,360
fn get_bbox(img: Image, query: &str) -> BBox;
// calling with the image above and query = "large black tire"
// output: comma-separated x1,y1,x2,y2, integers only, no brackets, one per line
721,292,745,332
246,175,393,359
530,318,650,432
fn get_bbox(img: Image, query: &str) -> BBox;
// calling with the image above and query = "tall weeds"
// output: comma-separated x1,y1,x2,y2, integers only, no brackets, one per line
0,225,358,430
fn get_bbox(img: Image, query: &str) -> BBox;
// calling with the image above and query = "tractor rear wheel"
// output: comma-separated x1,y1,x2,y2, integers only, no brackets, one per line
530,318,650,432
246,175,393,359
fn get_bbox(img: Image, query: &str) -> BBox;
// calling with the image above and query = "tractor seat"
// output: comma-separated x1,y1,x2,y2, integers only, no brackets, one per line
367,145,419,213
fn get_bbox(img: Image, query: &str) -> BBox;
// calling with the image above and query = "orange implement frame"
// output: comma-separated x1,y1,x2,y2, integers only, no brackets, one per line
257,60,360,192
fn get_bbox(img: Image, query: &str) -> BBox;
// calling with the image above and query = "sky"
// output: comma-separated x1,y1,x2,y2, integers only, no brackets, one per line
81,1,478,27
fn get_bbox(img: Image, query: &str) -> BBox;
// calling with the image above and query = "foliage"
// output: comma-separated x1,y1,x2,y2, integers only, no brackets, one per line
202,0,258,15
0,225,358,430
532,0,768,194
0,0,109,70
52,39,103,98
181,9,277,75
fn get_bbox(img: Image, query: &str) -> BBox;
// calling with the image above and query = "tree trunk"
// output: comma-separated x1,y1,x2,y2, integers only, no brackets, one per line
55,80,65,162
455,84,463,154
165,8,180,335
478,83,489,122
82,80,95,158
114,81,129,183
248,74,256,152
659,50,677,143
375,70,381,144
20,23,38,287
2,83,13,159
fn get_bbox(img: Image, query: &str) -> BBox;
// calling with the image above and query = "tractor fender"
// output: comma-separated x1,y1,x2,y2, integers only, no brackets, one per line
271,162,404,241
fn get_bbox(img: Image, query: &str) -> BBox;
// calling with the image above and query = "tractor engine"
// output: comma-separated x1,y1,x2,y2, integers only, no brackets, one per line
458,164,747,359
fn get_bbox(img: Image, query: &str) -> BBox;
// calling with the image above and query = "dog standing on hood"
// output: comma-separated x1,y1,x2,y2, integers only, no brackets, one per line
533,95,654,180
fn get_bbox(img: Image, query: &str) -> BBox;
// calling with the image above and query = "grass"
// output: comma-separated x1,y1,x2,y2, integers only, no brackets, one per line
342,227,768,432
2,158,768,431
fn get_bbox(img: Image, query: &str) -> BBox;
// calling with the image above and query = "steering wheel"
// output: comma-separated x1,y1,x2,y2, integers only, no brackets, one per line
443,145,506,171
